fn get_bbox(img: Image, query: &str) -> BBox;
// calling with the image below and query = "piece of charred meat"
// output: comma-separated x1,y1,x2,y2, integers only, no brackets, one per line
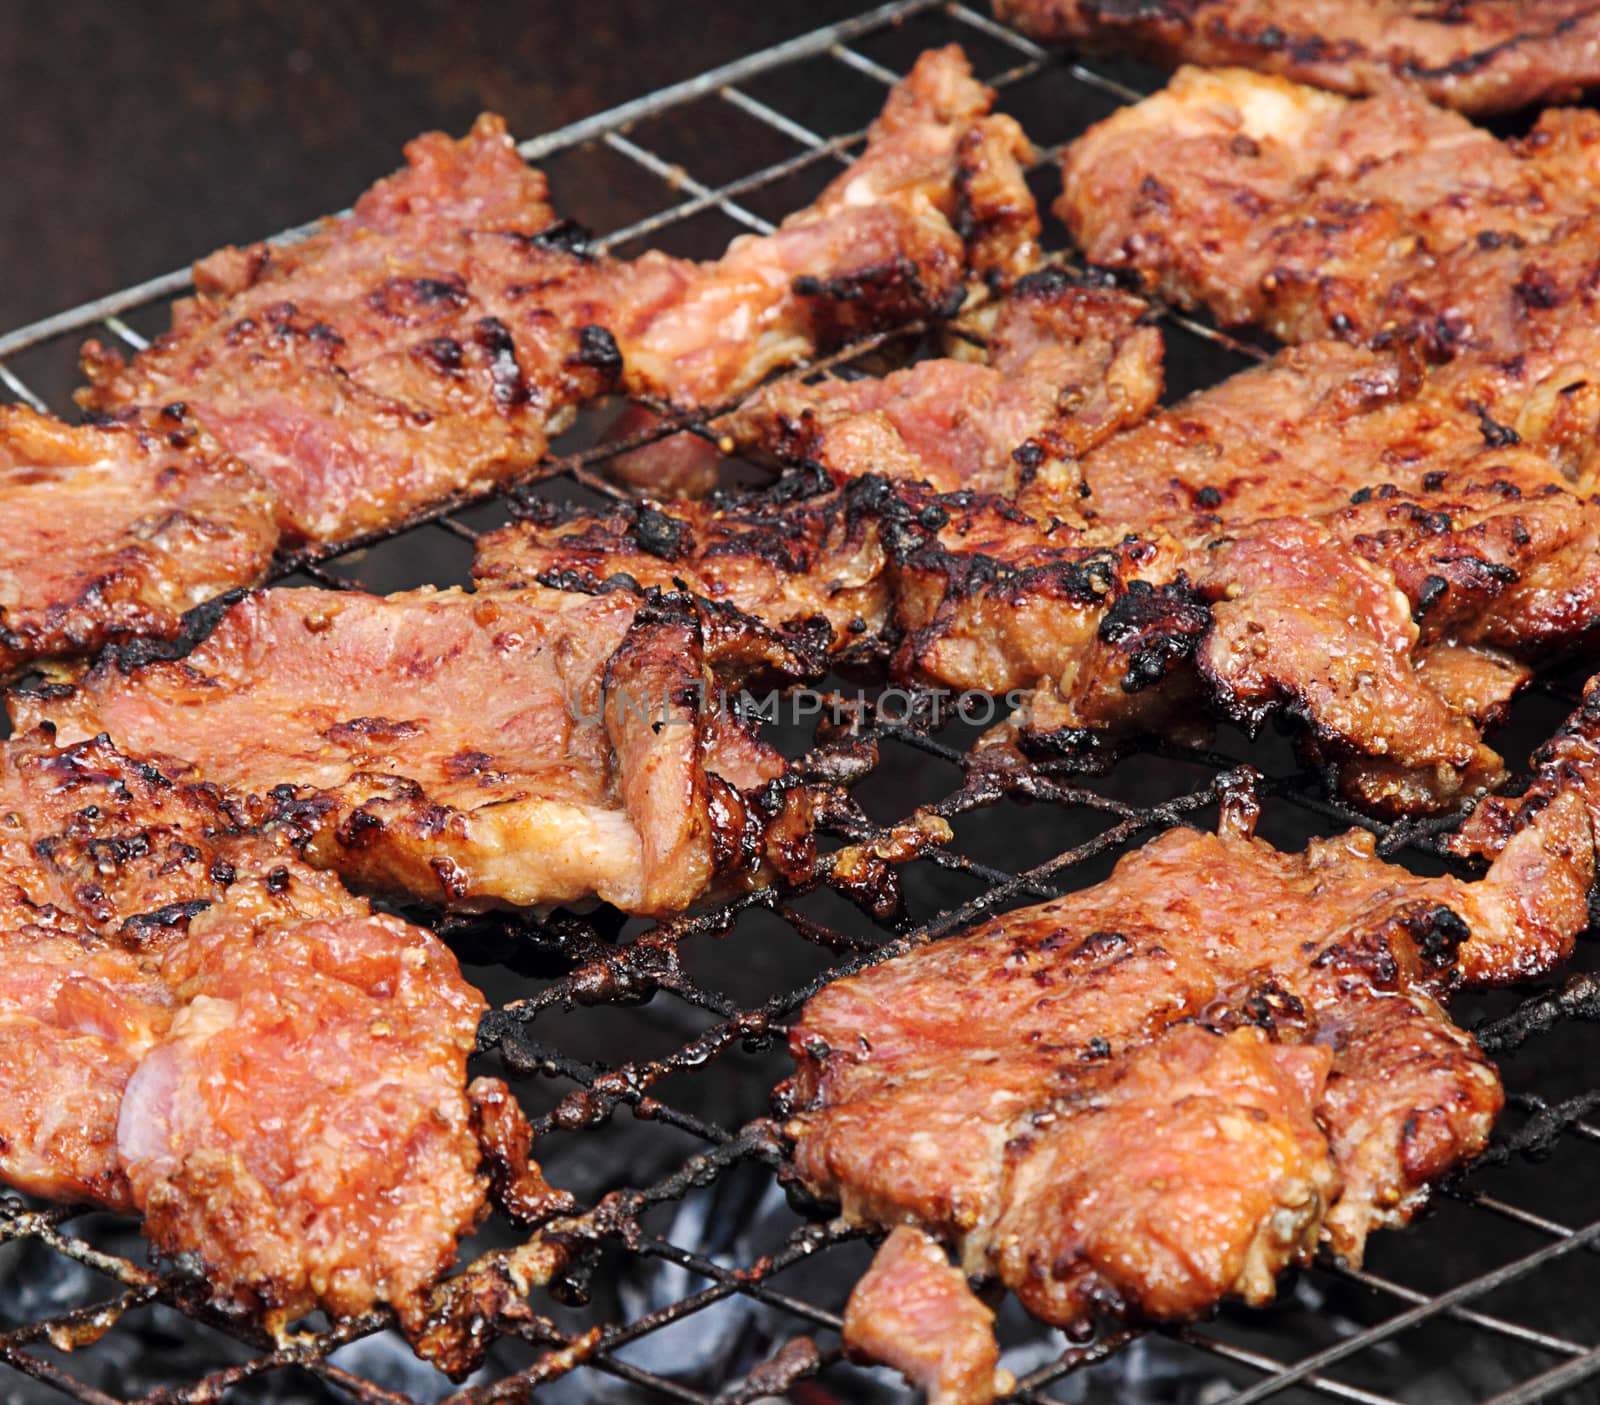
599,44,1038,410
782,784,1592,1397
996,0,1600,115
0,729,555,1340
1059,67,1600,351
474,471,1210,764
1453,672,1600,863
77,47,1032,540
707,270,1161,495
1004,276,1600,809
16,584,816,915
0,405,279,680
481,450,1598,814
475,473,898,665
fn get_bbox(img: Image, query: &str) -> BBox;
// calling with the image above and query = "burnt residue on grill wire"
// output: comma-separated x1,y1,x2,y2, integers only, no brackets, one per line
7,3,1600,1403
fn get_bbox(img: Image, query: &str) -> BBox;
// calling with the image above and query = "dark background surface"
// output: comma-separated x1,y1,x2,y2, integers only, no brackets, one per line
0,1,871,335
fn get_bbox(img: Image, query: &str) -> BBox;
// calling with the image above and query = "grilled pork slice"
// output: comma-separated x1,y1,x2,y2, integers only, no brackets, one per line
475,473,897,665
17,585,814,915
474,472,1211,736
1060,67,1600,350
996,0,1600,115
1454,673,1600,863
0,405,278,680
898,458,1600,813
117,911,497,1336
783,791,1591,1394
0,730,548,1337
78,46,1032,542
711,270,1162,495
1041,310,1600,532
479,447,1598,813
842,1226,1013,1405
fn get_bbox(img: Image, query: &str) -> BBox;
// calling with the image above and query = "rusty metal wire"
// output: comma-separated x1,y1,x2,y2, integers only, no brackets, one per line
4,4,1600,1403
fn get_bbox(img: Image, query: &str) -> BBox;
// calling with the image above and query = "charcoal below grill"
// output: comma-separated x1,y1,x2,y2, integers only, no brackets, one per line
6,3,1600,1403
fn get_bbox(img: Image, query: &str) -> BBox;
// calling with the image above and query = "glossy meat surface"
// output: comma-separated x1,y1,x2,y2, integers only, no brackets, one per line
997,0,1600,114
785,791,1590,1341
0,405,278,679
603,45,1038,411
1454,672,1600,862
79,114,587,544
475,471,1211,766
79,48,1029,541
475,474,896,665
1059,68,1600,348
119,906,489,1334
842,1226,1011,1405
16,585,811,914
720,271,1161,494
0,731,516,1336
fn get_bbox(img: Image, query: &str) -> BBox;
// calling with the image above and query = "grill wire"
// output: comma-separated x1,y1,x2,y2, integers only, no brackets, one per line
5,2,1600,1401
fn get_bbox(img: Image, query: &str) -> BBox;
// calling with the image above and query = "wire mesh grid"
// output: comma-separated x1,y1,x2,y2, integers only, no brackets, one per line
4,2,1600,1402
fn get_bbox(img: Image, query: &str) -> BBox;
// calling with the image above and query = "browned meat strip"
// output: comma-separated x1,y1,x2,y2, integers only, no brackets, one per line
1034,329,1600,533
481,449,1598,813
79,47,1032,542
0,405,278,680
1454,673,1600,862
783,786,1590,1374
714,270,1162,495
475,475,896,665
997,0,1600,115
1059,68,1600,349
14,585,814,915
842,1226,1012,1405
0,729,545,1337
474,472,1215,773
600,44,1038,409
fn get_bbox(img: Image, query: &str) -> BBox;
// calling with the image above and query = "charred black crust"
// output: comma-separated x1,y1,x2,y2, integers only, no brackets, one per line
1413,573,1449,621
632,506,687,560
574,324,623,383
525,218,595,256
110,587,252,673
472,318,529,412
121,897,212,938
1011,266,1077,300
1097,575,1211,692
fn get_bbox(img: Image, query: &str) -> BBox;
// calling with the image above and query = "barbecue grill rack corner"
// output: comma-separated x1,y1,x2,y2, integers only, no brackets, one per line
7,4,1600,1403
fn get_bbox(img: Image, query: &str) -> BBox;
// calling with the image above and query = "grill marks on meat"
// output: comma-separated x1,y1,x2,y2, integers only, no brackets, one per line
0,729,321,1208
1454,672,1600,863
713,272,1162,495
475,475,895,665
996,0,1600,115
473,473,1213,762
80,114,580,544
1005,307,1600,807
0,730,533,1337
784,792,1591,1380
16,586,813,915
78,48,1032,541
1059,68,1600,350
0,405,279,680
478,461,1568,812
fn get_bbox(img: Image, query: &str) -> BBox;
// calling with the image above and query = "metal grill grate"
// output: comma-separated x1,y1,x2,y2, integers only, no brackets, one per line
5,4,1600,1402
